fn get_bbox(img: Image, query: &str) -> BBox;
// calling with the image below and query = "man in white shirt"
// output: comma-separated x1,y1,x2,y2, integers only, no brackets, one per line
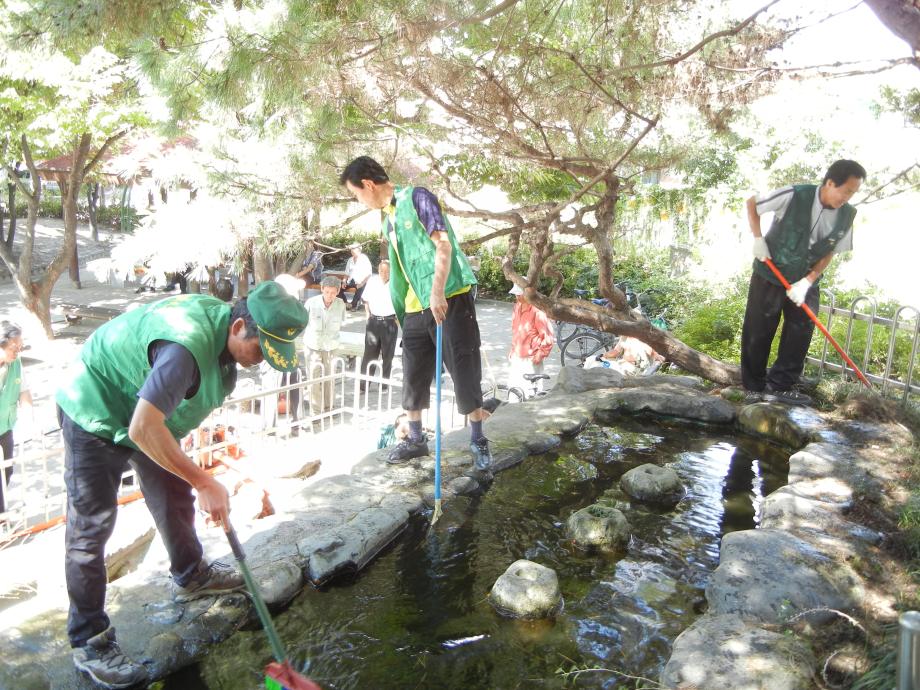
360,260,398,390
340,242,373,311
304,276,347,414
742,159,865,406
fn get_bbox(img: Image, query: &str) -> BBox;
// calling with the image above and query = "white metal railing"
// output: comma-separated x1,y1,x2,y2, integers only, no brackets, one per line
806,290,919,402
1,357,463,544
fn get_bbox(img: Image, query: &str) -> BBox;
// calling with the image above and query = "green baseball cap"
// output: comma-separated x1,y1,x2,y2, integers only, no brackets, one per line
247,280,309,372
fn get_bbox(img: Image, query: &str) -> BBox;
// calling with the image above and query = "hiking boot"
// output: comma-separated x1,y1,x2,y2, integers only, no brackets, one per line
763,385,813,407
742,389,764,404
470,437,493,471
174,560,244,602
72,626,148,689
387,438,429,464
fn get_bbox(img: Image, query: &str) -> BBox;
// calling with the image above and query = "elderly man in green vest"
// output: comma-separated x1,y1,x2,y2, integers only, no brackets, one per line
340,156,493,472
742,159,866,406
56,281,308,689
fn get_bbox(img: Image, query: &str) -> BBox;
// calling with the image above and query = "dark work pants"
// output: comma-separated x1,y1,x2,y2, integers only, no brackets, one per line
339,279,366,307
740,272,819,392
0,429,13,514
401,291,483,415
59,408,203,647
361,316,398,381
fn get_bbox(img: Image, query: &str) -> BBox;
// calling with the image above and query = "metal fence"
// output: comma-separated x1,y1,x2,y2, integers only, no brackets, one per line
0,356,463,544
807,289,919,402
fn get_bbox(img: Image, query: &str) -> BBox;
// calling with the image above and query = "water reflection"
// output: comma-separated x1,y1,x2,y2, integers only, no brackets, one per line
180,419,789,689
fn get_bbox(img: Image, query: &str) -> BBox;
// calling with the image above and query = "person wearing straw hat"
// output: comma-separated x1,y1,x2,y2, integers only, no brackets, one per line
303,275,347,415
339,156,493,471
741,159,865,406
55,281,308,689
508,283,554,395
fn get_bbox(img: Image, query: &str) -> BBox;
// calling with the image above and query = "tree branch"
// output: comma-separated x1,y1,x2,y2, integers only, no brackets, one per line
83,129,129,177
617,0,782,73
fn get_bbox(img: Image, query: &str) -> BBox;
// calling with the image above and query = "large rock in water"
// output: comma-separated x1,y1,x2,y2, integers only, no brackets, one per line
660,613,816,690
594,384,736,424
706,529,864,624
736,402,823,448
620,464,684,506
566,504,630,548
489,560,563,619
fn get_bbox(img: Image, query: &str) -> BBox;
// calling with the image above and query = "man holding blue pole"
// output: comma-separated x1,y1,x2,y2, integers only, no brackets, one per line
340,156,492,472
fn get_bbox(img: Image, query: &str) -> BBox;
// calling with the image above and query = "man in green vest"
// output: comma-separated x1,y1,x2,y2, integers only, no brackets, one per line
742,159,866,406
340,156,493,472
0,321,33,517
56,281,308,689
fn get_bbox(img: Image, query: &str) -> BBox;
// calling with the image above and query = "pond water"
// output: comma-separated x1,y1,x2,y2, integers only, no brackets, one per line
162,417,789,690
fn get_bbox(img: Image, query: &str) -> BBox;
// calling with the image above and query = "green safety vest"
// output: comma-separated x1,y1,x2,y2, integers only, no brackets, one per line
56,295,236,448
753,184,856,286
0,358,22,436
384,185,478,325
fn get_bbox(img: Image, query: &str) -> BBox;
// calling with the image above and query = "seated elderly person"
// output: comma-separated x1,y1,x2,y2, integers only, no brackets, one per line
599,336,664,375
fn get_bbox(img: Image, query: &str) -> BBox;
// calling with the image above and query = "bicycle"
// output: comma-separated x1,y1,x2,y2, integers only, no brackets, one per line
482,379,526,405
483,372,550,406
515,372,551,400
560,328,618,367
559,285,670,369
554,289,611,344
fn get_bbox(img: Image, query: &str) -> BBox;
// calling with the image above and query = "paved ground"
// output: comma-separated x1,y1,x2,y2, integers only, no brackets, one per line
0,219,563,556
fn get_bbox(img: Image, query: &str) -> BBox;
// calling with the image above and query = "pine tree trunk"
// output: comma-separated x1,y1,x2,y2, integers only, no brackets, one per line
4,172,16,251
253,247,273,283
27,281,55,339
87,182,99,241
60,171,82,289
238,267,250,297
207,266,217,295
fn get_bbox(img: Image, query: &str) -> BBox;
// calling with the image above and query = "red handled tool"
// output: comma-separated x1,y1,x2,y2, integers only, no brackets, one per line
764,258,872,389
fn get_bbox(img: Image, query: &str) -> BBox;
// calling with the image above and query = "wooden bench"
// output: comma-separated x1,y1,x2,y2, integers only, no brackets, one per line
58,303,125,324
305,282,355,295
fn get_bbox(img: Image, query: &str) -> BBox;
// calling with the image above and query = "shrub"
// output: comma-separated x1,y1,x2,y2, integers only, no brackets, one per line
673,273,749,362
94,205,141,231
39,198,63,218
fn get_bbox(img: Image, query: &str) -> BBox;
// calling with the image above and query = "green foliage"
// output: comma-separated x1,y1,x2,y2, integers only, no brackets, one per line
468,241,531,298
673,274,749,362
441,154,580,204
764,130,842,188
472,239,705,329
680,135,754,200
38,198,63,218
96,205,140,230
873,85,920,128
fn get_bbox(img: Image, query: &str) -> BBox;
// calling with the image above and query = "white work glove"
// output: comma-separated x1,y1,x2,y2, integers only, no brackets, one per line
752,236,771,262
786,277,812,307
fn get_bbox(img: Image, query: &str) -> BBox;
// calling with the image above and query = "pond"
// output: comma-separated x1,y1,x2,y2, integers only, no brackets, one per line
162,417,789,690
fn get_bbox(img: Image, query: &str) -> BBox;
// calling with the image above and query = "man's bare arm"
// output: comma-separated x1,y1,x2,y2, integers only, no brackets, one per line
129,399,231,526
428,230,452,323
